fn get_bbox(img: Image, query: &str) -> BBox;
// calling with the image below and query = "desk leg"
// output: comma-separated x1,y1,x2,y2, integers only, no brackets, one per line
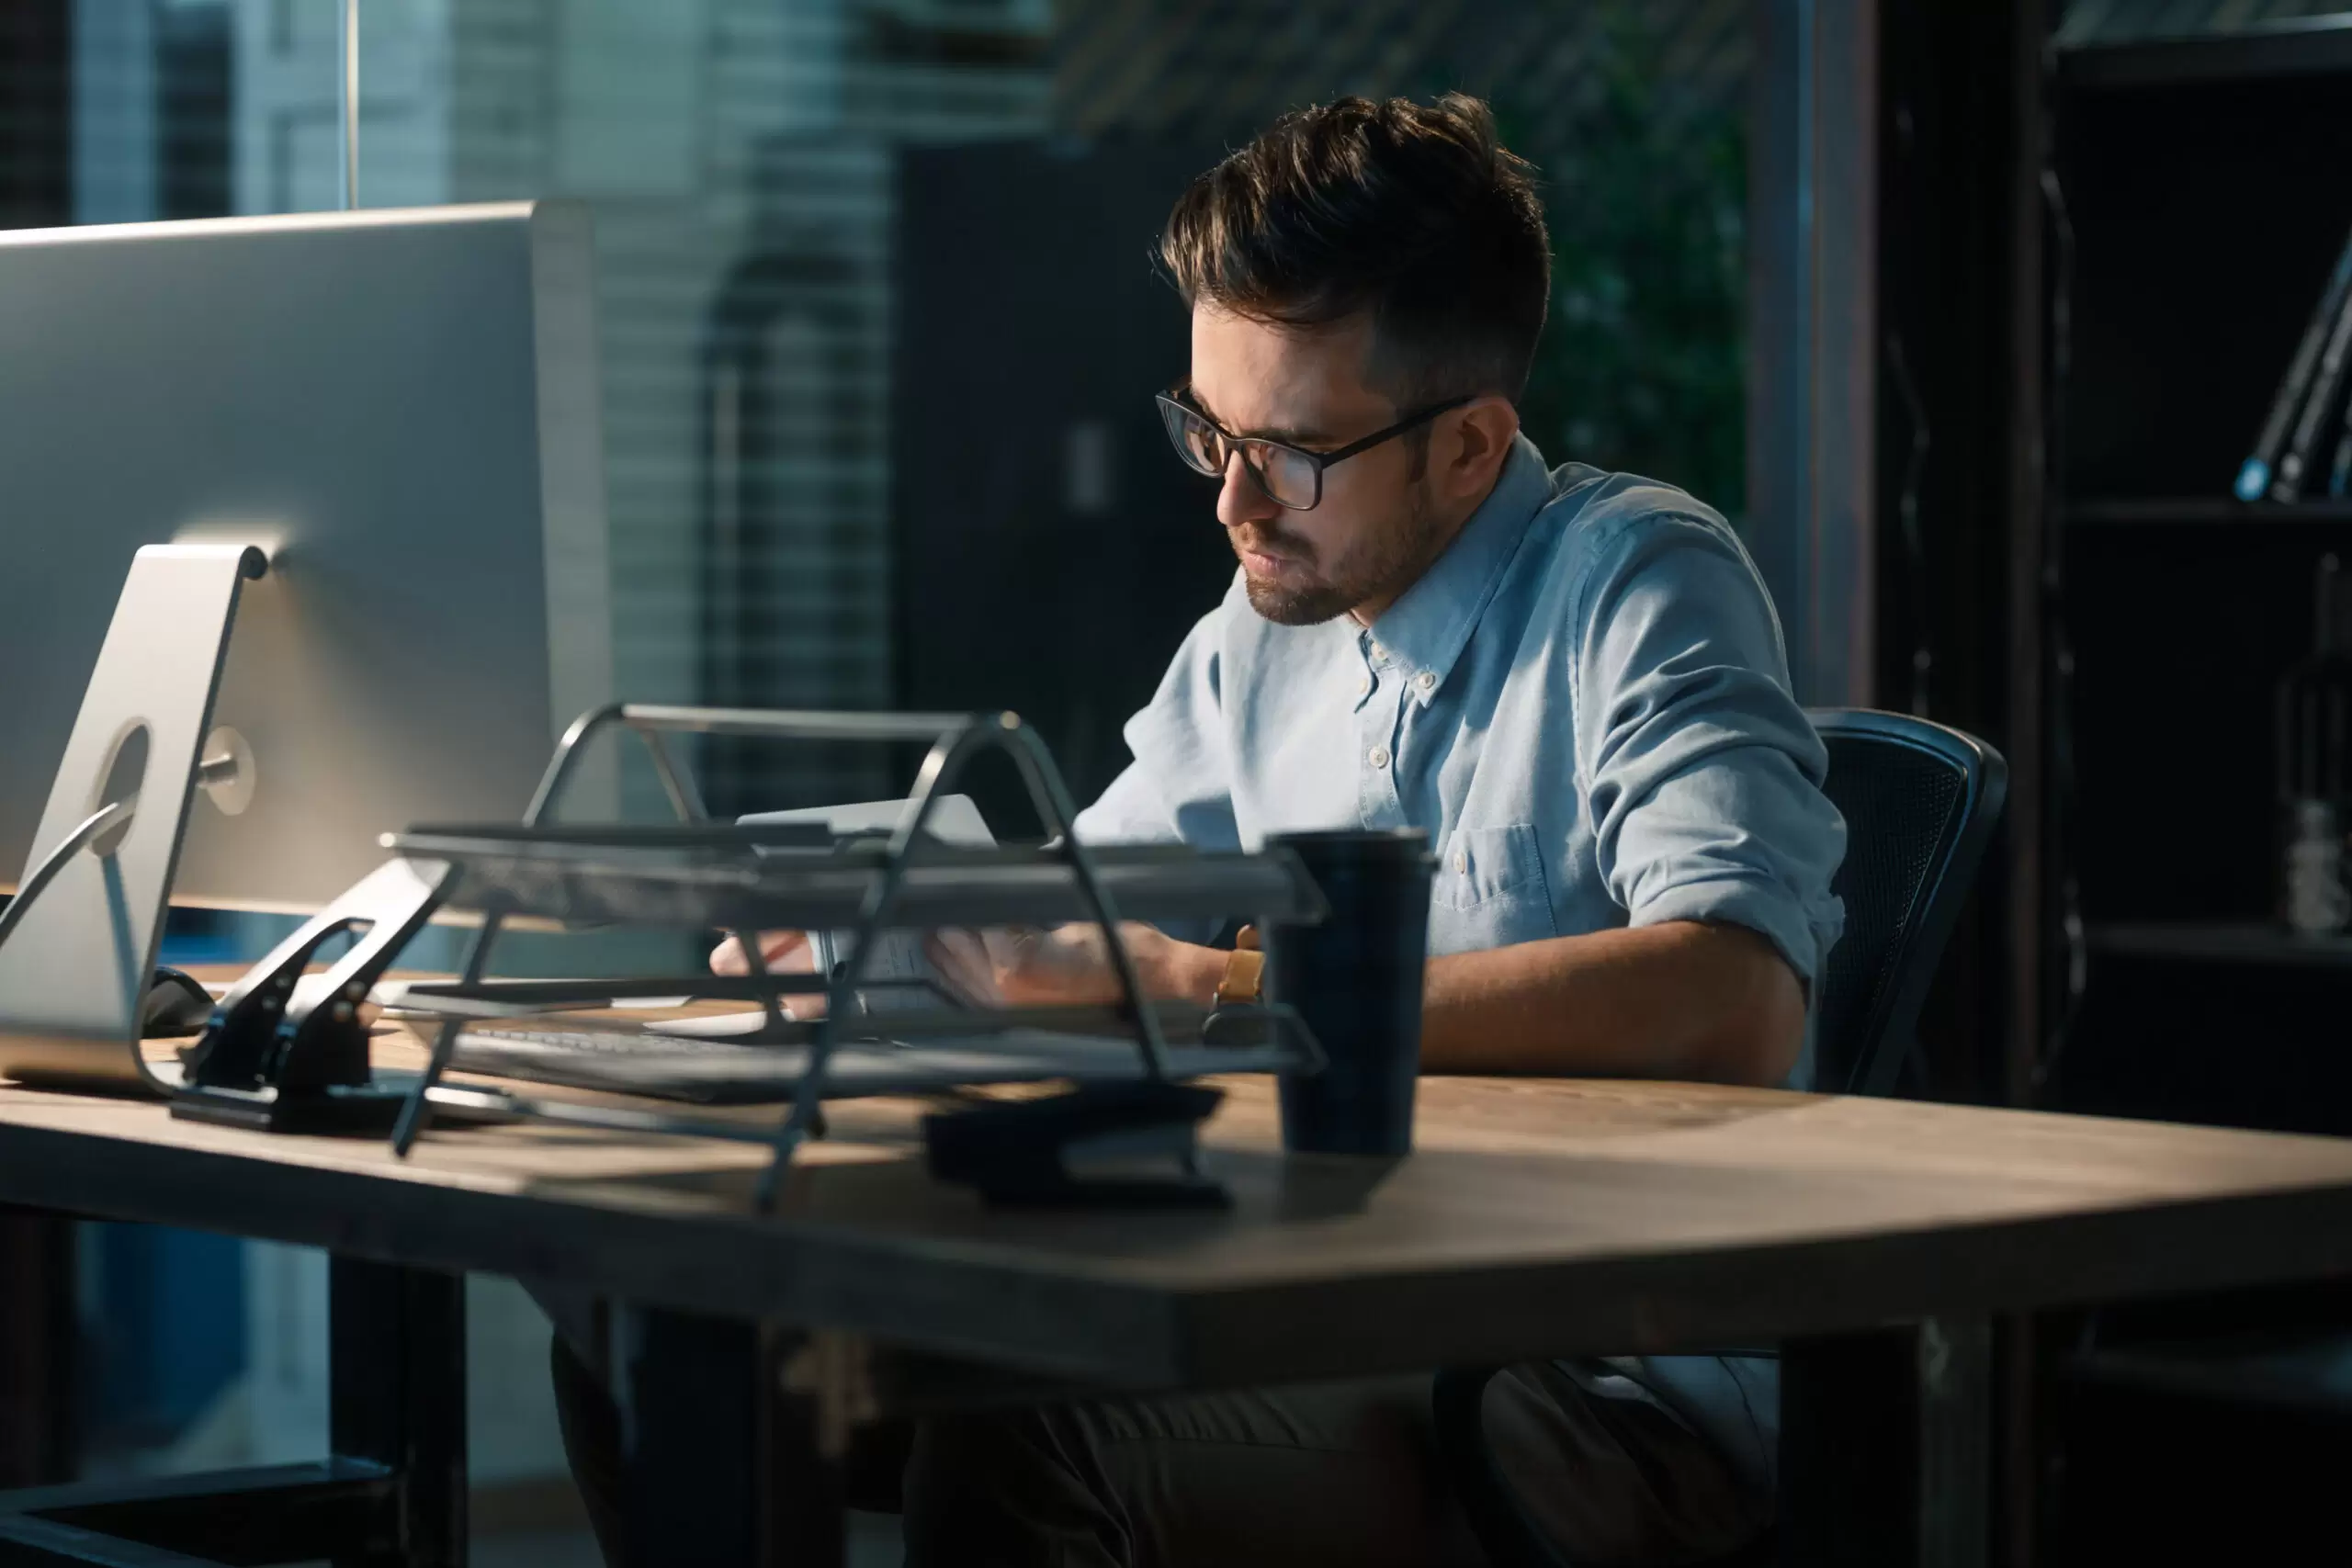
614,1309,842,1568
1781,1315,1991,1568
0,1207,74,1488
330,1258,467,1568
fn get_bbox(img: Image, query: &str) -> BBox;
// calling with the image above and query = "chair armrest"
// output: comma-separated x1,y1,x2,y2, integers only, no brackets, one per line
1431,1365,1782,1568
1430,1366,1577,1568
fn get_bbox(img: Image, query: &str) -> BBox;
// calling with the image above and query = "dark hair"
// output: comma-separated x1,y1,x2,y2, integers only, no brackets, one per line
1161,93,1550,405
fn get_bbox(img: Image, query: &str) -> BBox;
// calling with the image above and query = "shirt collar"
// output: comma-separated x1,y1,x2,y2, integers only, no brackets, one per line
1357,434,1551,696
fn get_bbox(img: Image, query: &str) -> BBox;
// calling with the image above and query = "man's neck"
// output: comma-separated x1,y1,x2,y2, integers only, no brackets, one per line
1348,466,1505,626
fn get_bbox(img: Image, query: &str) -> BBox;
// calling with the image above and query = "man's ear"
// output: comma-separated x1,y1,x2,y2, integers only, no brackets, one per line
1441,396,1521,498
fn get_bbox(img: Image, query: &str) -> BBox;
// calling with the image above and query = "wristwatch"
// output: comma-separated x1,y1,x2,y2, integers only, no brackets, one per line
1213,925,1264,1008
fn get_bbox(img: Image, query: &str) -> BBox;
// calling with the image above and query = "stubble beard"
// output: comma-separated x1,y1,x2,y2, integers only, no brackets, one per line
1238,473,1444,627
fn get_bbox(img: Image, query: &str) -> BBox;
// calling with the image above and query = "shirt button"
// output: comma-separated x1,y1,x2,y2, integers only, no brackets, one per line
1355,674,1372,698
1367,745,1391,769
1453,850,1469,874
1415,671,1436,694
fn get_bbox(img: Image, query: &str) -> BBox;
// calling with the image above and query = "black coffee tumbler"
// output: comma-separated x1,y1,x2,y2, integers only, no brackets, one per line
1264,829,1434,1156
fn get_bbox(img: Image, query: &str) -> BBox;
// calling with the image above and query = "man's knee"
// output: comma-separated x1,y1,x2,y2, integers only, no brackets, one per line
902,1405,1121,1568
903,1404,1092,1511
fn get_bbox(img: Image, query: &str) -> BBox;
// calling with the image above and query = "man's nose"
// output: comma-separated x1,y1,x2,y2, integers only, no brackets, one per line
1216,450,1279,530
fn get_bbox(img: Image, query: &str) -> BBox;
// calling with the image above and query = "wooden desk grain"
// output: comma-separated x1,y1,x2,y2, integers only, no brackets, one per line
7,1051,2352,1391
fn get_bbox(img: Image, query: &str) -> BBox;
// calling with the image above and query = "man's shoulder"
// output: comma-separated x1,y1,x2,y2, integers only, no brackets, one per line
1525,464,1762,610
1538,464,1741,561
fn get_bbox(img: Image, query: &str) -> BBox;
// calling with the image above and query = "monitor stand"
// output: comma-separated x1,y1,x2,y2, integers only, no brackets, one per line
0,543,266,1094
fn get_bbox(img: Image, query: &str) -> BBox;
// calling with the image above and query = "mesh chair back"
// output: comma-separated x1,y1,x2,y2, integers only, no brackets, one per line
1807,708,2007,1098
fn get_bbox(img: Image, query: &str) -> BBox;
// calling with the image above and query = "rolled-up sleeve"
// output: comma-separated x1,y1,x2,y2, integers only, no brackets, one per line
1573,513,1846,986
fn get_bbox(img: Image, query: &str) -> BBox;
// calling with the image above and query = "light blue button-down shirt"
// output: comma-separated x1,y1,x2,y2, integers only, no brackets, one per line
1073,434,1847,1491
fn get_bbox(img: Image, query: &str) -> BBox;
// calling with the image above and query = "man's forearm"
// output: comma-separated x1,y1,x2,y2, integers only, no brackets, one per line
1102,919,1805,1088
1418,920,1804,1085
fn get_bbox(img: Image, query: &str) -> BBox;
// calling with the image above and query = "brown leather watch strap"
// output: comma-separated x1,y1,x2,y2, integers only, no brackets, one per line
1214,924,1263,1008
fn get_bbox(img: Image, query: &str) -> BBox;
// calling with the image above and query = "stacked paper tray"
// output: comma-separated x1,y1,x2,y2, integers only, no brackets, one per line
371,824,1329,1105
432,1016,1312,1107
384,824,1329,932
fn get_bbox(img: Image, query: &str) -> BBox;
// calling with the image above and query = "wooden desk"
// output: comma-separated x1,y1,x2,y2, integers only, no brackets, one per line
10,1061,2352,1563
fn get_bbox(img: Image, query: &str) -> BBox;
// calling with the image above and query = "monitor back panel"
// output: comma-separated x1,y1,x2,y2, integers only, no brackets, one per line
0,202,612,908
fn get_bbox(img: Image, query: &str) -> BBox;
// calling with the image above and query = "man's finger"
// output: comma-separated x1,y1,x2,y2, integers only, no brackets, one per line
709,930,811,976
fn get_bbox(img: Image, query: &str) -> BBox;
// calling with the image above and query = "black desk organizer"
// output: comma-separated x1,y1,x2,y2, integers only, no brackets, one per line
169,705,1329,1209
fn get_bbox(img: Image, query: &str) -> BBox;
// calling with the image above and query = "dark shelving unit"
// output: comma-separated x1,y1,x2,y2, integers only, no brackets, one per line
2086,920,2352,971
2041,33,2352,1560
2044,29,2352,1138
2065,498,2352,526
2057,15,2352,91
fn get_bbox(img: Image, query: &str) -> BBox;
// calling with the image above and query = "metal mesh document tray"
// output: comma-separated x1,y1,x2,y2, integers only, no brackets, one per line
170,705,1331,1209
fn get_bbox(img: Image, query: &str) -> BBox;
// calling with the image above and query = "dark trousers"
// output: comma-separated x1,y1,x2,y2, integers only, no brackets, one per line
549,1336,1769,1567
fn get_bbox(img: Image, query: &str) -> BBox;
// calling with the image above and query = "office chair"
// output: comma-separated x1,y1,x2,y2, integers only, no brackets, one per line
1431,707,2009,1568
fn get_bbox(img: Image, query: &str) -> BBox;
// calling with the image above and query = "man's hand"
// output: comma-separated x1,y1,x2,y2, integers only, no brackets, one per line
707,930,827,1017
708,930,818,977
925,923,1224,1009
711,923,1226,1010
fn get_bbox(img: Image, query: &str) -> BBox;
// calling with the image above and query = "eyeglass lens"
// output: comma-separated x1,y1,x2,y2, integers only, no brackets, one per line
1161,400,1319,509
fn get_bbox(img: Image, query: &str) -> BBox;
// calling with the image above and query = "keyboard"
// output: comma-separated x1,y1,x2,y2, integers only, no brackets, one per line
446,1022,1225,1106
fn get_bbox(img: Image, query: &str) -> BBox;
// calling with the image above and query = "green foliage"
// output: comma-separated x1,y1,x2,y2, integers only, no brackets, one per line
1493,12,1747,515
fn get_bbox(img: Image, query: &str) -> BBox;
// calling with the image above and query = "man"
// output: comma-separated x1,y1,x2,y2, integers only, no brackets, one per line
567,92,1844,1565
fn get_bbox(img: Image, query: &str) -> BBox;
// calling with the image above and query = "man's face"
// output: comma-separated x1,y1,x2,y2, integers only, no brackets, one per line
1186,304,1446,626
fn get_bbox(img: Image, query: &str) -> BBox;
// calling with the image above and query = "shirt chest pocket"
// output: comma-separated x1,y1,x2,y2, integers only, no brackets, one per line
1429,822,1557,954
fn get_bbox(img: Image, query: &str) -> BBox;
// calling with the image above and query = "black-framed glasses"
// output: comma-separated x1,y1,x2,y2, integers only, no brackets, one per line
1154,387,1476,511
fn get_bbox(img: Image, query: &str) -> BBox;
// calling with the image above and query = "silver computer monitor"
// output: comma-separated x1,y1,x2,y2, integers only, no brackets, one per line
0,201,613,912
